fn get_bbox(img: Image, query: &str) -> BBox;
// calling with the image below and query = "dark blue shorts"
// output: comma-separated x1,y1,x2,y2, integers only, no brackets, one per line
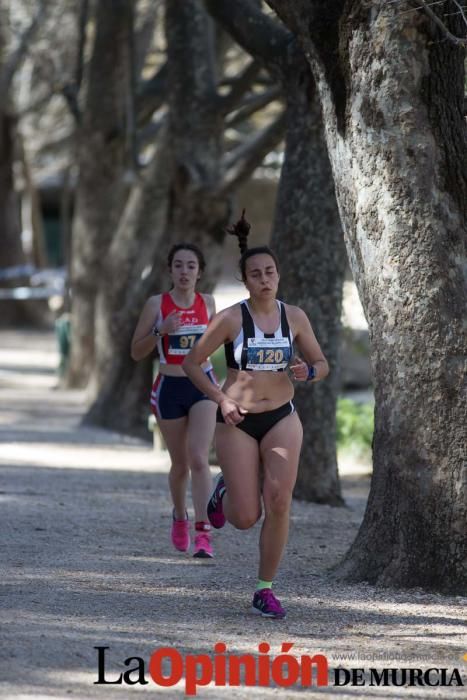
151,370,216,420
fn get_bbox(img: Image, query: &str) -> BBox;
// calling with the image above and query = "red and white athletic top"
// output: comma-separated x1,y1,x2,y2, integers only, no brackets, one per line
157,292,211,366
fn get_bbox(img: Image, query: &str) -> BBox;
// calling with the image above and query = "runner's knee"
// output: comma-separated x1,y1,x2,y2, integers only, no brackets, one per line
169,461,189,478
229,507,262,530
264,488,292,517
189,453,209,473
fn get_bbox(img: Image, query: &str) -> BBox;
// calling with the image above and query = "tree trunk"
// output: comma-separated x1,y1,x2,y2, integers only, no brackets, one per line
271,54,346,505
164,0,230,287
84,135,173,434
0,110,48,326
68,0,131,387
267,0,467,592
0,13,45,327
0,112,25,326
84,0,231,434
0,0,50,327
18,131,48,268
0,114,22,266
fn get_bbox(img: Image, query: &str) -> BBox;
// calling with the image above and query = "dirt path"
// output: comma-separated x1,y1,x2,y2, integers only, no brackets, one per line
0,329,465,699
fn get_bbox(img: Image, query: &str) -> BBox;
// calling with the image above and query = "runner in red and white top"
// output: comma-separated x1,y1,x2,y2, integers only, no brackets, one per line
157,291,212,367
131,244,218,559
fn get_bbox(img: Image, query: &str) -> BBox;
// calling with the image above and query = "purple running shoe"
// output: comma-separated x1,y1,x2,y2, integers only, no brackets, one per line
207,473,226,529
251,589,286,619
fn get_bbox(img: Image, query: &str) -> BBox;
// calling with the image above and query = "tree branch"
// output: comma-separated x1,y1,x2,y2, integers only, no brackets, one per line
220,109,286,194
226,85,282,127
39,132,73,156
451,0,467,29
165,0,219,141
415,0,467,46
76,0,89,92
218,59,262,114
16,88,53,118
61,84,81,124
59,0,89,124
0,0,46,93
138,115,166,149
134,0,161,78
204,0,291,72
220,69,275,89
125,1,139,171
136,63,168,125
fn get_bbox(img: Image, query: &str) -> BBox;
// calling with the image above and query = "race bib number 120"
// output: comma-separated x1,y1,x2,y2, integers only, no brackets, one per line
246,337,290,370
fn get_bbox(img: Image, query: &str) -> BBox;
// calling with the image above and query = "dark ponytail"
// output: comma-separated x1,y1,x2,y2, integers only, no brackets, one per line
226,209,250,255
226,210,280,280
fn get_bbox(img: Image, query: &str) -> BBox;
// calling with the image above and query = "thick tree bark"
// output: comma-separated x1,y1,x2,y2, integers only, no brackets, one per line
271,56,346,505
267,0,467,592
68,0,130,387
207,0,346,505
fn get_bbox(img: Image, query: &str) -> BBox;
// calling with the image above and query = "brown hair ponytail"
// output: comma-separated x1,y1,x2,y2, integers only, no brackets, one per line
225,209,280,281
225,209,250,255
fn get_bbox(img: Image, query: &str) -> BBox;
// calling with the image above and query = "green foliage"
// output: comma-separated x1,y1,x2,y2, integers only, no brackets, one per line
211,346,227,382
337,397,374,457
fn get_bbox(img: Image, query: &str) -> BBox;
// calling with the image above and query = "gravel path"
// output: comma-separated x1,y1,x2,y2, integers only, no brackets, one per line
0,329,465,699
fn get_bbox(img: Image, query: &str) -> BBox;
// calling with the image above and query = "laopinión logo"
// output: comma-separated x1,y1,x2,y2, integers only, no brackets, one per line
94,644,465,695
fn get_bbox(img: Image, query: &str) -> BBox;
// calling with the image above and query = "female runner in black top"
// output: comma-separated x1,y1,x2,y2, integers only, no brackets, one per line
183,213,329,618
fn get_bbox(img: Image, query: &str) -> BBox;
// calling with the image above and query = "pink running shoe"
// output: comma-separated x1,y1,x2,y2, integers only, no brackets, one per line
171,510,190,552
251,589,286,619
193,531,213,558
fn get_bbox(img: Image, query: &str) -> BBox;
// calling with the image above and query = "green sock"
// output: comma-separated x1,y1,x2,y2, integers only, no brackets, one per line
256,579,273,591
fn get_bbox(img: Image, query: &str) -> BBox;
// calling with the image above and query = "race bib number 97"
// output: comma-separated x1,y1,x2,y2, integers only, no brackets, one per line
246,337,290,370
168,325,206,355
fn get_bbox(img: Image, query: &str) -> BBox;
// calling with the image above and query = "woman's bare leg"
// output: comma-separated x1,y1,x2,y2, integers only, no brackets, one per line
186,400,217,522
157,416,189,519
258,412,303,581
215,423,262,529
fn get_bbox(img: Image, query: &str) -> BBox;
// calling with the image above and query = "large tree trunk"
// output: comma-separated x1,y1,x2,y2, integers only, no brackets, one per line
84,0,231,434
0,112,28,326
0,115,22,265
268,0,467,592
164,0,230,286
68,0,131,387
84,135,173,435
0,116,48,328
271,55,346,505
0,16,45,327
0,119,20,253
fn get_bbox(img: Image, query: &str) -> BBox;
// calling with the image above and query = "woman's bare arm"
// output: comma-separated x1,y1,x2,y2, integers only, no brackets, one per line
130,296,161,362
289,306,329,382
